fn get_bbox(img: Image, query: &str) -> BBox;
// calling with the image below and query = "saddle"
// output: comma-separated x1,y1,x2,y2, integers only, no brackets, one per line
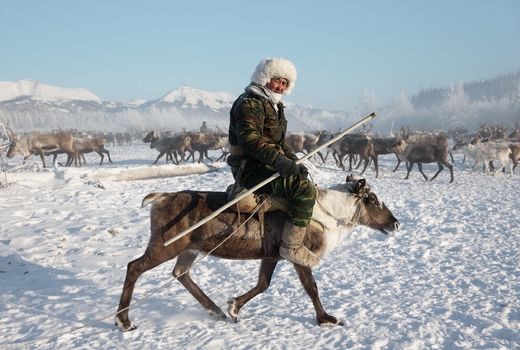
226,185,323,231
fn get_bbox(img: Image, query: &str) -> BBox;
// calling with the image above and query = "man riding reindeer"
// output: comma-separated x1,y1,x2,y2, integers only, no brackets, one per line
227,57,319,267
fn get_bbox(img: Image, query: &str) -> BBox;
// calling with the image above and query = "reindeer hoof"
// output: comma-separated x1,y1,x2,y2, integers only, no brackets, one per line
114,316,137,332
227,299,240,323
318,315,343,327
208,307,227,319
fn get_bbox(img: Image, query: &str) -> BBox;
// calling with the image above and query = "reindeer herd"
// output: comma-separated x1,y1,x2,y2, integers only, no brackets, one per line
2,122,520,183
285,123,519,183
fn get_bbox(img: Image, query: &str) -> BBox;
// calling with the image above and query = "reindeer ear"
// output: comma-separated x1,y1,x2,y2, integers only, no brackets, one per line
354,179,366,194
346,174,356,183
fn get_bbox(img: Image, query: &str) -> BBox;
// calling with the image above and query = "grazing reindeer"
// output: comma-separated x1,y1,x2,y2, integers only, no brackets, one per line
389,139,454,183
6,130,78,168
114,175,400,331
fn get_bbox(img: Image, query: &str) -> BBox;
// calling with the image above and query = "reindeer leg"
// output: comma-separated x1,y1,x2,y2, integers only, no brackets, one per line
359,157,369,176
293,264,343,326
115,249,175,332
172,151,180,165
170,151,177,165
354,155,363,169
102,147,113,164
152,151,165,165
178,151,187,164
405,161,414,180
493,163,506,177
173,250,227,319
470,160,479,175
392,157,401,172
430,162,444,182
447,163,454,183
37,149,47,168
318,151,327,164
204,149,214,163
417,163,429,181
373,156,379,179
97,151,104,165
227,258,278,323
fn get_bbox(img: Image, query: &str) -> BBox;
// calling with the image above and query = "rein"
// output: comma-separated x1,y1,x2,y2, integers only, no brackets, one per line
314,186,362,228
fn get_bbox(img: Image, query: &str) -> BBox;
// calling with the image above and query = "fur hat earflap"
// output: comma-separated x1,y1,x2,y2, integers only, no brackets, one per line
251,57,297,95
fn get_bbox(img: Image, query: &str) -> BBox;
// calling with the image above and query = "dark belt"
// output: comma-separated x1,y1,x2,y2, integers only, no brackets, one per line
230,145,243,156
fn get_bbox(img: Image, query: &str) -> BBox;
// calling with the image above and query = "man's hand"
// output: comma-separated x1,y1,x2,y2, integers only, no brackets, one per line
298,163,309,178
272,154,300,178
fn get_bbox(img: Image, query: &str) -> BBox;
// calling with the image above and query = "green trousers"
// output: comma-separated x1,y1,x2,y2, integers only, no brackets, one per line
237,164,317,227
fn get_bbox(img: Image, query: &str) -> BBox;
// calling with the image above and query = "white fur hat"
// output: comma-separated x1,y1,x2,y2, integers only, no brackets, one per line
251,57,297,95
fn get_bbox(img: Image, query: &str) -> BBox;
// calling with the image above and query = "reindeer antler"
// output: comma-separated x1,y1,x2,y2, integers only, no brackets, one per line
5,122,16,143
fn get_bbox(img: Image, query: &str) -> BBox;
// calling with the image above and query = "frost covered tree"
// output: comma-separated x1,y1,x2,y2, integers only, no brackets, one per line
356,88,378,118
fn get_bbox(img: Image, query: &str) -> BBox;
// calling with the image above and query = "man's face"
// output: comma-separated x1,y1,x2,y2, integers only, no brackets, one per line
265,78,288,94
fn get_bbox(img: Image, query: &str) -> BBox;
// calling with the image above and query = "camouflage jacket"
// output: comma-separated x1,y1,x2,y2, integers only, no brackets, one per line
227,91,297,170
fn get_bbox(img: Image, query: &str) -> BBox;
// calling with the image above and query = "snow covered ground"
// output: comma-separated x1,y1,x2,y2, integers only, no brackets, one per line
0,143,518,349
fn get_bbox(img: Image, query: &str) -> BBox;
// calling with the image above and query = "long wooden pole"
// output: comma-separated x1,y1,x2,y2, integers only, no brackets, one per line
163,112,376,247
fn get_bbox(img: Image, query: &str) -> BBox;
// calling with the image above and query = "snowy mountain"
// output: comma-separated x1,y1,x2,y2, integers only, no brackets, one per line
0,80,350,133
0,80,130,118
149,85,235,110
0,79,102,103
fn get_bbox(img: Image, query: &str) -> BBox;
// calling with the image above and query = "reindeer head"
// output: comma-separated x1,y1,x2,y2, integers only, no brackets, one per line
344,174,399,234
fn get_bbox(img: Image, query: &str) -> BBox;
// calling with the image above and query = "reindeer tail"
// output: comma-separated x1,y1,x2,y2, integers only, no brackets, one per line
141,192,167,208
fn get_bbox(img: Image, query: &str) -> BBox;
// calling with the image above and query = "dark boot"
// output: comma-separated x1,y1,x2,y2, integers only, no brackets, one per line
279,221,320,267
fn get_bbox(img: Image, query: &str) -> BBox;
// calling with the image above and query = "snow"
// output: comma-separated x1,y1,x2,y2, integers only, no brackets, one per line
0,143,519,349
0,80,103,103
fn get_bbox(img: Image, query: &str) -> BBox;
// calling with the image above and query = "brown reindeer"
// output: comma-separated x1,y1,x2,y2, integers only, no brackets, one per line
114,175,400,331
185,131,221,163
330,136,379,178
286,133,305,154
286,131,329,163
508,123,520,140
399,126,453,162
6,130,78,168
145,131,192,165
389,139,454,183
372,136,402,172
46,137,113,166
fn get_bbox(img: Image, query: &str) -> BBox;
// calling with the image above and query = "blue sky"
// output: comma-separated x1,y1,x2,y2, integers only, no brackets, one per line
1,0,519,112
